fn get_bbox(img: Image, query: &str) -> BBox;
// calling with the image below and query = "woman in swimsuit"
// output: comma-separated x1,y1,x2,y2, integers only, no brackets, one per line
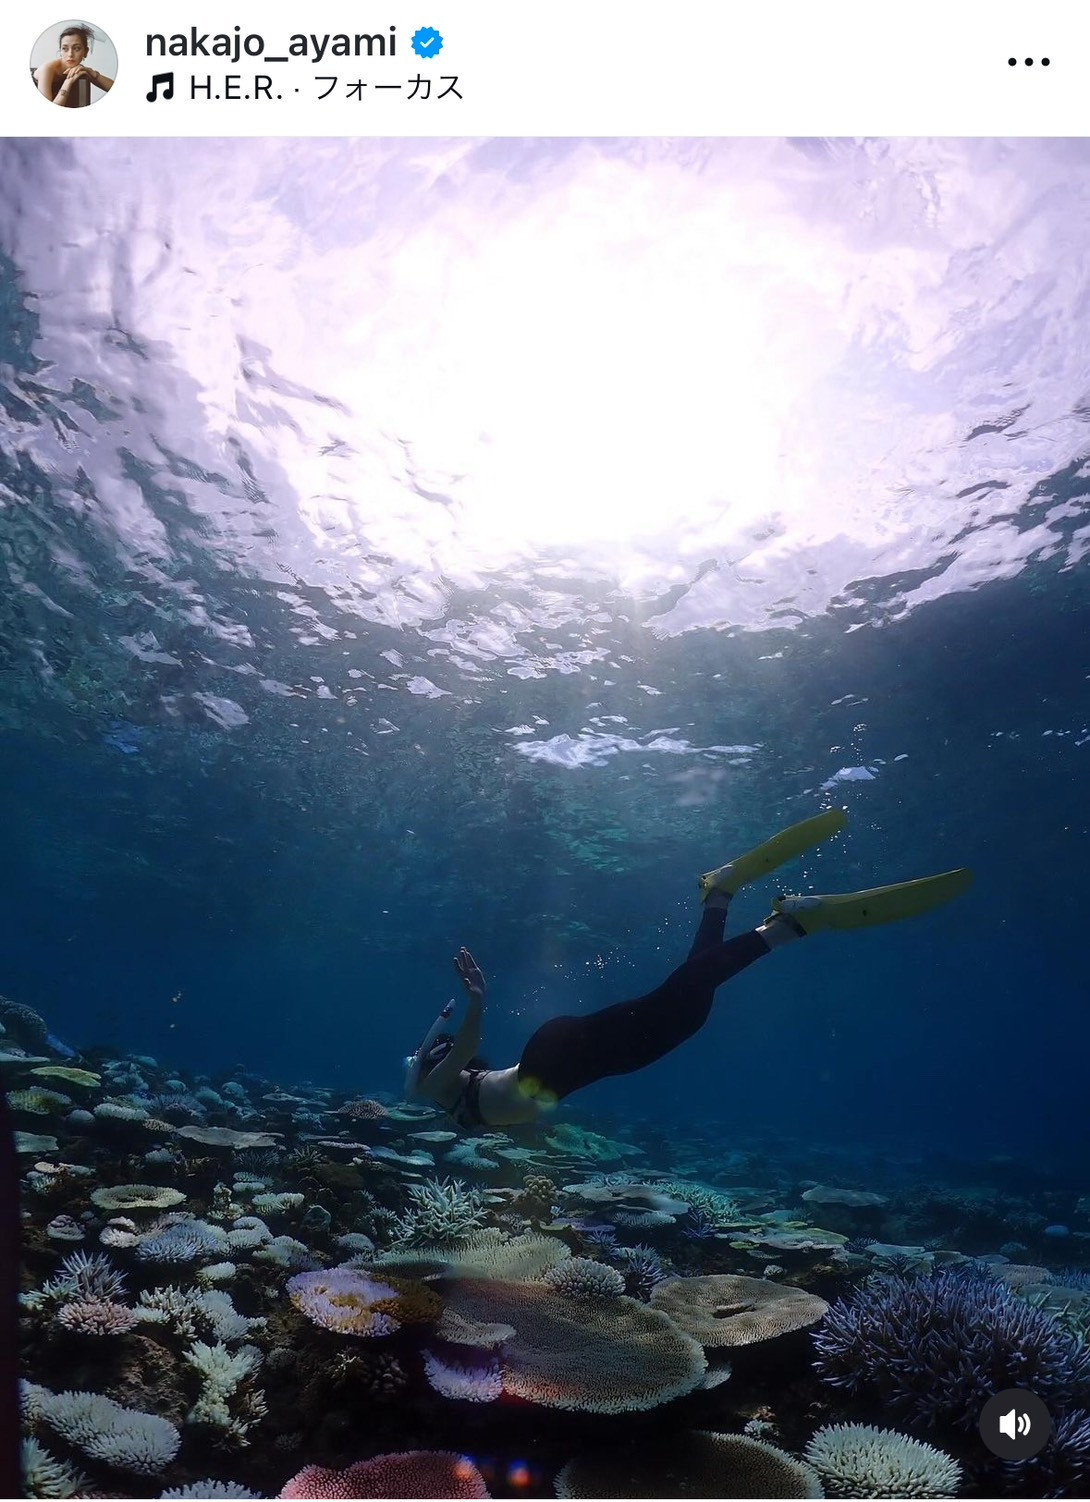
35,25,113,107
404,810,971,1130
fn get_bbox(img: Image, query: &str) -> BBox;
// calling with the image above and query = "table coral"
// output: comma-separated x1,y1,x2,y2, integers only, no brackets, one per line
286,1268,403,1337
278,1451,489,1499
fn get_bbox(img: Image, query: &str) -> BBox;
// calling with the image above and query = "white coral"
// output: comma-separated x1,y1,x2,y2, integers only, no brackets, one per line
134,1286,262,1344
200,1289,265,1342
20,1378,47,1426
805,1424,962,1499
226,1216,272,1251
159,1483,264,1498
184,1344,265,1440
544,1257,626,1300
40,1249,126,1305
252,1235,318,1270
134,1285,204,1337
251,1192,303,1213
37,1388,180,1474
196,1261,238,1285
388,1177,488,1247
21,1436,89,1499
423,1349,502,1403
185,1341,262,1397
138,1219,231,1263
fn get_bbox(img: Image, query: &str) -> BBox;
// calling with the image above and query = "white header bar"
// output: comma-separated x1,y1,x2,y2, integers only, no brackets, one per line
6,1,1087,138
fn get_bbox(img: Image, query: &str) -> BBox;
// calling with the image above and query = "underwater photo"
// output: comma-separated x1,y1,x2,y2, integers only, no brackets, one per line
1,136,1089,1499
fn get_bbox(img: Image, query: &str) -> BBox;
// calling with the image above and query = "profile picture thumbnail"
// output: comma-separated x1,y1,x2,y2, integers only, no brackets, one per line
31,19,116,108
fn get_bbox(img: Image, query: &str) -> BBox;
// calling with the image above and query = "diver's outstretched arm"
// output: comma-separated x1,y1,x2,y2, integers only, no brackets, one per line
428,948,484,1086
404,949,486,1103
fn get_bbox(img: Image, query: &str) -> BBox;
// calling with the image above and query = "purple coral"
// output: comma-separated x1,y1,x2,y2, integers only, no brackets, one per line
813,1270,1090,1429
613,1244,666,1301
1003,1407,1090,1497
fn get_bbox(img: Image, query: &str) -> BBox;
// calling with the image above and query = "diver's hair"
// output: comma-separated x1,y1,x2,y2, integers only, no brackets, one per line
59,24,94,51
465,1055,492,1072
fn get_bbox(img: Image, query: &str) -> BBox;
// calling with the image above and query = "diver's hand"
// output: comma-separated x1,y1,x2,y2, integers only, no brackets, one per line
453,947,485,999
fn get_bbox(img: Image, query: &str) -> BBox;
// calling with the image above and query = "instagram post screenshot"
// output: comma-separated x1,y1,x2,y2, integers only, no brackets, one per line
0,4,1087,1499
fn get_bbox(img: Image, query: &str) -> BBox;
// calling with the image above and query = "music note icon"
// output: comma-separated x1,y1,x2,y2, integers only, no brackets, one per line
146,72,174,102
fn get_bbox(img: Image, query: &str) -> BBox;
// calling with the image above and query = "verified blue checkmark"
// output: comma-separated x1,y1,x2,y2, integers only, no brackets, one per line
411,27,443,58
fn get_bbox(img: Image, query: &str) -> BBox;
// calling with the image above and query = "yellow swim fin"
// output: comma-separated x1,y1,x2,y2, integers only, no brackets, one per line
700,808,848,900
771,867,973,934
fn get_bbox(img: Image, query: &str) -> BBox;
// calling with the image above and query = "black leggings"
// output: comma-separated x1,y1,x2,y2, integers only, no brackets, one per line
517,905,771,1101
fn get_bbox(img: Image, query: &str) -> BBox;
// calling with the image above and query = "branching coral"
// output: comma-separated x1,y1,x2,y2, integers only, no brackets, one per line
184,1341,264,1433
999,1407,1090,1498
134,1286,263,1344
160,1484,264,1498
138,1218,232,1263
813,1270,1090,1428
43,1249,127,1304
613,1244,667,1300
387,1177,488,1246
54,1298,140,1336
21,1436,89,1499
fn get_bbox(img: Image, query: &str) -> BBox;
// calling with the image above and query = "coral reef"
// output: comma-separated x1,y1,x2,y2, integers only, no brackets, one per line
13,1016,1089,1498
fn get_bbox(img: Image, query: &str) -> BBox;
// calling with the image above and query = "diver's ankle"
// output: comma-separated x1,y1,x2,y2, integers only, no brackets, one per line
756,912,805,948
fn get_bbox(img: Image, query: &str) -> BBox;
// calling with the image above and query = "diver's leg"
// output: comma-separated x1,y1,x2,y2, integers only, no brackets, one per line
685,892,731,959
688,807,848,957
518,927,772,1103
517,863,973,1103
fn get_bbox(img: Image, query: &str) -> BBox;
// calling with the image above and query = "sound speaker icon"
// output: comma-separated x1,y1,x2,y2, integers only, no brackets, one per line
980,1389,1050,1459
999,1409,1032,1439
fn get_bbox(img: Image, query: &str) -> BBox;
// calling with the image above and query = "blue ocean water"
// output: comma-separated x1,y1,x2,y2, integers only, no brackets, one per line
3,137,1087,1160
2,138,1090,1497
